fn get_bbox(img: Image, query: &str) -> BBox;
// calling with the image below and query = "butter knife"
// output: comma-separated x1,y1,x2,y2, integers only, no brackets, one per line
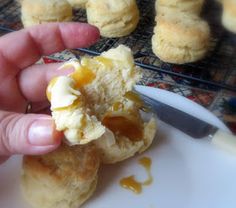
138,92,236,154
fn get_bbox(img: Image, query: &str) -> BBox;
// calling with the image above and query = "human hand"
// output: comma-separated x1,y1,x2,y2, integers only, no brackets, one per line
0,23,100,162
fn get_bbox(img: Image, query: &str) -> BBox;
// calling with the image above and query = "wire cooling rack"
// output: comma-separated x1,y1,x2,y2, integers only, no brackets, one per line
0,0,236,92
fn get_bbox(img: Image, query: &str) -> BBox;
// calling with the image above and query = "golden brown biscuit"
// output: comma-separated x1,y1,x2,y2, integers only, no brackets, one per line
155,0,205,15
86,0,139,37
21,0,73,28
152,13,210,64
222,0,236,33
21,143,100,208
67,0,88,9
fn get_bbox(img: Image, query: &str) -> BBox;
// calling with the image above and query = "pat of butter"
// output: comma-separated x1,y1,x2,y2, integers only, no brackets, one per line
50,76,81,110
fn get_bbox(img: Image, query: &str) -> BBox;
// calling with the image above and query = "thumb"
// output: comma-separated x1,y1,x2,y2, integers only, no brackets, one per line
0,111,62,155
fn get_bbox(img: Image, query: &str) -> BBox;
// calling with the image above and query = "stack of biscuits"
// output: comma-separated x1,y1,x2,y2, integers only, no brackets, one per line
21,45,157,208
86,0,140,37
152,0,211,64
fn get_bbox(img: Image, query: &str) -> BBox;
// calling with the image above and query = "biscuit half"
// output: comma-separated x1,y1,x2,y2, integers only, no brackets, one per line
21,144,100,208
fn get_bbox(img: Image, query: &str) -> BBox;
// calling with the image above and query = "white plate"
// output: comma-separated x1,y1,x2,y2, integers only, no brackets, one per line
1,86,236,208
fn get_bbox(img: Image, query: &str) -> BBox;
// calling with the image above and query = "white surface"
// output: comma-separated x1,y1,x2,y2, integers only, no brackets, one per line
1,86,236,208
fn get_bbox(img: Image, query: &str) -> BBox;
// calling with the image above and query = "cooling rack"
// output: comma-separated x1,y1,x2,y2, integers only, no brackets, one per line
0,0,236,92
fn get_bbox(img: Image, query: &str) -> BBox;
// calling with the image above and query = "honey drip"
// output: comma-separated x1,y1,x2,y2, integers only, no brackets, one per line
70,66,96,88
120,176,142,194
120,157,153,194
112,102,124,111
102,115,143,141
124,91,144,107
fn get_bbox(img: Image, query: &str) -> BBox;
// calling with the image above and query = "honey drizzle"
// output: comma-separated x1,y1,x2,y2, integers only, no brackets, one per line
120,176,142,194
102,115,143,141
70,66,95,89
120,157,153,194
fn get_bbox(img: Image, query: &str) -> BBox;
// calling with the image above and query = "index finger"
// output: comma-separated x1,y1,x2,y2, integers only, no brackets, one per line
0,22,100,75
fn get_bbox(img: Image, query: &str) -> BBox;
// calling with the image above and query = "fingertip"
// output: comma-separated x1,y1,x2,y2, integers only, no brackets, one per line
87,24,100,41
58,22,100,48
28,116,62,146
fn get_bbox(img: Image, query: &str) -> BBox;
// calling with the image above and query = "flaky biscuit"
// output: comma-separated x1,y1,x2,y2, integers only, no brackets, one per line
21,0,72,28
47,45,157,164
152,13,210,64
86,0,139,37
21,143,100,208
155,0,205,15
222,0,236,33
67,0,88,9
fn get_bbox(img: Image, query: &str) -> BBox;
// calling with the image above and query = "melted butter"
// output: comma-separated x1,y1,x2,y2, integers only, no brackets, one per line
70,66,96,88
46,77,59,102
120,157,153,194
53,99,80,111
102,115,143,141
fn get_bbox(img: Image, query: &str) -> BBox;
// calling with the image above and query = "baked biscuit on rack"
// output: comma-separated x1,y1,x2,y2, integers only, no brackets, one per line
67,0,88,9
221,0,236,33
152,13,210,64
155,0,205,15
21,0,72,28
21,143,100,208
86,0,139,37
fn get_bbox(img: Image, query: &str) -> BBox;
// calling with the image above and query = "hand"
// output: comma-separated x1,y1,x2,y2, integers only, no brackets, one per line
0,23,100,162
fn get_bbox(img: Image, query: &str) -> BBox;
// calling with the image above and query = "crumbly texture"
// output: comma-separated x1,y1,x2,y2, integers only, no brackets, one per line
222,0,236,33
86,0,139,37
155,0,205,15
152,13,210,64
82,45,142,118
21,143,100,208
21,0,72,27
67,0,88,9
52,108,106,145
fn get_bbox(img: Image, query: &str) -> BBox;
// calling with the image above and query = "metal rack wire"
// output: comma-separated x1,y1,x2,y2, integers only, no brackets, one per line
0,0,236,92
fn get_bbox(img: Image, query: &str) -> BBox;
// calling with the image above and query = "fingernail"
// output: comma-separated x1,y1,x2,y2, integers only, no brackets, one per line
28,117,61,146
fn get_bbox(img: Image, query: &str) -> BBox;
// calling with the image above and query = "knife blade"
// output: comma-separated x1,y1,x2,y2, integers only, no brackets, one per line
138,92,236,154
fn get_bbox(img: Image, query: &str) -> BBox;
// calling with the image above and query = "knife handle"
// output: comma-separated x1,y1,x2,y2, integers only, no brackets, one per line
211,130,236,154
